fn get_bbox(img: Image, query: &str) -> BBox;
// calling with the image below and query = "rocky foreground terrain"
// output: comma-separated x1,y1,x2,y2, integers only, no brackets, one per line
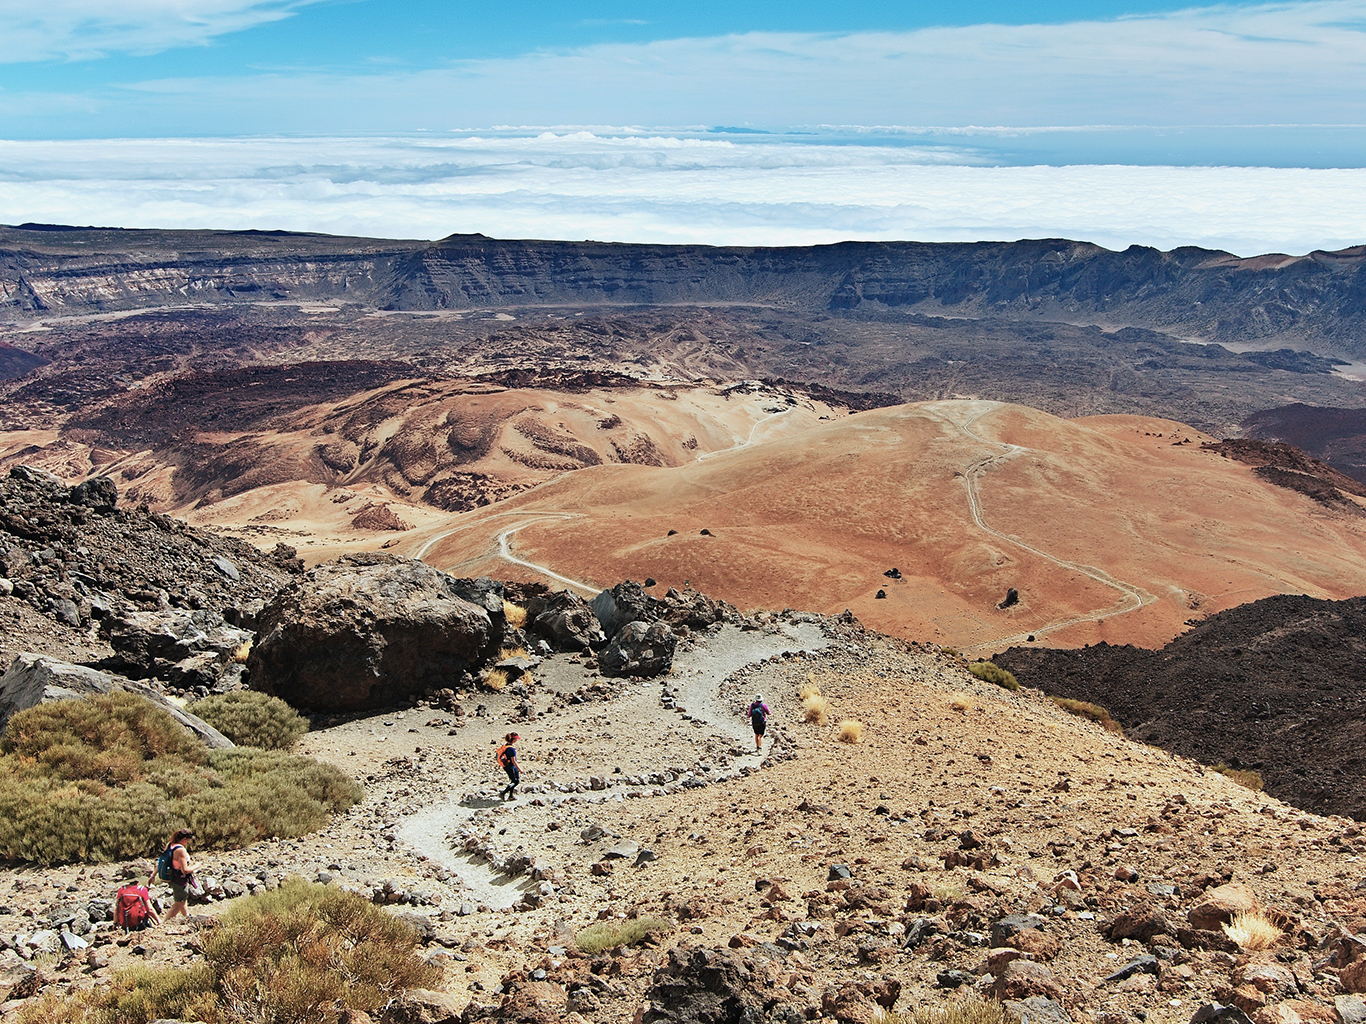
0,466,1365,1024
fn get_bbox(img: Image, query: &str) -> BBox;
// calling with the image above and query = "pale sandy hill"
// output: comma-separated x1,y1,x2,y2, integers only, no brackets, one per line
413,400,1366,651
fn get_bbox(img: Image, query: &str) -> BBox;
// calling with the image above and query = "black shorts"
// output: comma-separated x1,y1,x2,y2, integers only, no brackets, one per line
751,715,767,736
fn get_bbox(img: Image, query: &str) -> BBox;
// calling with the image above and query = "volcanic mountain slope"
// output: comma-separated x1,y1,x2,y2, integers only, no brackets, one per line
415,399,1366,653
994,593,1366,821
6,226,1366,355
1244,404,1366,486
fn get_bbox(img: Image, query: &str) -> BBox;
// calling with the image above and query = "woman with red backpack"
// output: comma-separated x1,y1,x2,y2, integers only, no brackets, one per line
496,732,520,801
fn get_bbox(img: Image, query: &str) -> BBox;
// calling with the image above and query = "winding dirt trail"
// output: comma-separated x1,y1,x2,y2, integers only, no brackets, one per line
934,403,1155,651
393,622,828,907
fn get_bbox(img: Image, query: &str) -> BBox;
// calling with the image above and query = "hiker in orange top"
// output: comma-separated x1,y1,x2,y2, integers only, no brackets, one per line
497,732,521,800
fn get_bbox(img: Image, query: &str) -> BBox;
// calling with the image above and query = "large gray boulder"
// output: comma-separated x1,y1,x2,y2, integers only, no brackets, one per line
247,553,505,711
599,620,677,678
100,608,251,690
591,581,653,639
0,653,234,748
524,590,604,651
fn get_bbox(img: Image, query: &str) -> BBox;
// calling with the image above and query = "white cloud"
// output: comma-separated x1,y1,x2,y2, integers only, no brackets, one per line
0,0,312,63
1,133,1364,256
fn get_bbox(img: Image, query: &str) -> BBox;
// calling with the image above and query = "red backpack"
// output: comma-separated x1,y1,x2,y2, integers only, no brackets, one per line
114,885,150,930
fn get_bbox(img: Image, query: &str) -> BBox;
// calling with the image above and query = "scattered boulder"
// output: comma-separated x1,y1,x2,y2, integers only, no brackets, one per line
599,620,677,678
641,944,767,1024
0,652,233,748
1189,882,1258,931
248,554,505,711
999,587,1020,609
1190,1005,1256,1024
69,476,118,510
523,590,603,651
379,988,463,1024
1335,996,1366,1024
991,960,1063,1002
654,587,730,631
590,581,654,638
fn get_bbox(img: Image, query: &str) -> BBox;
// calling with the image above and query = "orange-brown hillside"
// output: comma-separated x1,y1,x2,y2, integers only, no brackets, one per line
414,400,1366,651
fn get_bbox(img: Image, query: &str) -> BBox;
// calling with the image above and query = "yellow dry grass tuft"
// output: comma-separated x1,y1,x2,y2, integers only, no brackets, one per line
804,695,830,725
575,916,673,954
798,677,829,724
1213,763,1264,791
482,669,509,692
950,693,973,712
1223,910,1282,950
503,600,528,629
873,994,1010,1024
837,719,863,744
1051,696,1124,735
230,640,252,665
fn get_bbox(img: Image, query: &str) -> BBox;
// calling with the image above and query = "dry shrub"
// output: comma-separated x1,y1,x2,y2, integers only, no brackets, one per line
804,695,830,725
967,661,1018,691
1213,763,1264,791
1223,910,1282,950
799,676,830,724
575,916,672,954
503,600,528,629
189,691,308,750
18,879,440,1024
229,640,252,665
950,693,973,712
1050,696,1124,735
0,694,361,865
482,668,509,692
837,719,863,744
874,994,1009,1024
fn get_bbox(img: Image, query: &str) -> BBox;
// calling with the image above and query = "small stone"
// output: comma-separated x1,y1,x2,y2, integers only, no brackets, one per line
827,864,852,881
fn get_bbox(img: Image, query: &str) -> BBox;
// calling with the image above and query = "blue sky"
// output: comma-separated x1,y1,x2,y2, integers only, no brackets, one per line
1,1,1364,251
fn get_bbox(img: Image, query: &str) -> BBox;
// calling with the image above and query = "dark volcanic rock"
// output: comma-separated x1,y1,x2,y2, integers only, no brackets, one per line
0,464,292,642
99,608,251,690
996,592,1366,820
599,620,677,678
641,945,768,1024
590,580,653,639
523,590,603,652
248,554,505,711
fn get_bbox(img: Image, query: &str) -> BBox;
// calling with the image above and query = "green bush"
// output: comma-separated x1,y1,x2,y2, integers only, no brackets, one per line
576,916,673,954
17,880,442,1024
189,691,308,750
0,695,361,865
1050,696,1124,735
967,661,1018,691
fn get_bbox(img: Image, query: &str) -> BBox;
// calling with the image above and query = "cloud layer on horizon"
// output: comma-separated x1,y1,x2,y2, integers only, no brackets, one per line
1,133,1364,256
1,1,1364,144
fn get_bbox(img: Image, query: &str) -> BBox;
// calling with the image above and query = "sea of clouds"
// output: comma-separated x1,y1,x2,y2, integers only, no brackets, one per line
2,131,1365,256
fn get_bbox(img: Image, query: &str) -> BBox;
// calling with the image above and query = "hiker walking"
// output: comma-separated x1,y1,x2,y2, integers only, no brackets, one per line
149,828,197,922
748,694,770,751
497,732,521,800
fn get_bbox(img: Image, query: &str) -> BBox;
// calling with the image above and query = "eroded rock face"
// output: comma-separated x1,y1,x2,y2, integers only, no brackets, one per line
99,608,251,690
248,554,505,711
0,653,233,748
599,620,677,678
